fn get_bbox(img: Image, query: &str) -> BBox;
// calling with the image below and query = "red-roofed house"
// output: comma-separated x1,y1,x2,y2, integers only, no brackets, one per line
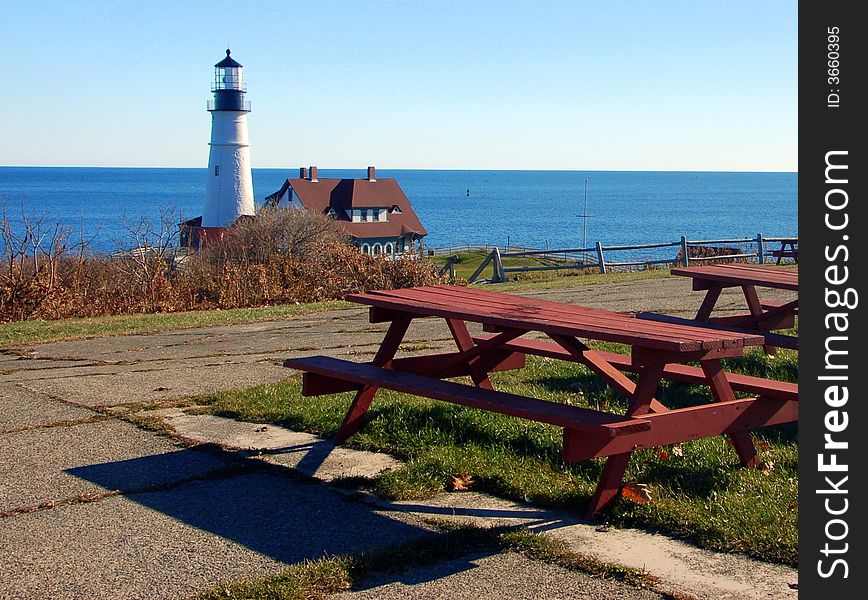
265,166,427,257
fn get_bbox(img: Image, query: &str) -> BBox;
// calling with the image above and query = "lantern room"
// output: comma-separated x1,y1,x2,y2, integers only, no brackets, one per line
208,49,249,112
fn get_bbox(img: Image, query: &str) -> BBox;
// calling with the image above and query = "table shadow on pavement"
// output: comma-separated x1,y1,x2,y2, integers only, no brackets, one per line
66,448,435,566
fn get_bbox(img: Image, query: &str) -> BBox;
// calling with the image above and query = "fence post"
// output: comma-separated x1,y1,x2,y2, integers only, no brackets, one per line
493,247,506,282
680,236,690,267
595,241,607,274
756,233,765,264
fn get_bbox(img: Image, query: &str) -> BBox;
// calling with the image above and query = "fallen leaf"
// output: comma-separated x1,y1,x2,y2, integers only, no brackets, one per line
671,445,684,457
620,482,652,505
449,473,474,492
654,449,670,461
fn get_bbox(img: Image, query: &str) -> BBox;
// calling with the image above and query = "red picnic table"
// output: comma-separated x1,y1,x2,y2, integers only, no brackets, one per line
284,286,798,517
668,264,798,354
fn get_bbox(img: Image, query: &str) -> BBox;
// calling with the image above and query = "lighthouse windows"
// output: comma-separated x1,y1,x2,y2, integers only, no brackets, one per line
214,165,220,176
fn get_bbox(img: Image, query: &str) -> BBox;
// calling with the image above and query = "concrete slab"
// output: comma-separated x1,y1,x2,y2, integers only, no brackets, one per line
336,550,664,600
545,524,797,600
377,492,797,600
0,472,433,600
0,419,230,510
17,362,290,407
14,310,456,370
0,383,98,432
160,412,401,480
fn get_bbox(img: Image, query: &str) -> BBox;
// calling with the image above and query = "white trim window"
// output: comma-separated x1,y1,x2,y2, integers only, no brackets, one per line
372,243,382,256
360,243,370,255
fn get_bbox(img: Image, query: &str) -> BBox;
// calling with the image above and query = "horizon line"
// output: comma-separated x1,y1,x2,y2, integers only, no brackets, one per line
1,164,799,174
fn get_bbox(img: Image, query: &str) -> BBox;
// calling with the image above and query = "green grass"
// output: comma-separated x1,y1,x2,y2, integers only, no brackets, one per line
194,524,655,599
496,267,671,293
432,249,672,286
0,301,352,346
200,347,798,565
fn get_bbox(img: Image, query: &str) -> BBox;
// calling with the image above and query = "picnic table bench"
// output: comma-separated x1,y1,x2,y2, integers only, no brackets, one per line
668,264,798,354
284,286,797,517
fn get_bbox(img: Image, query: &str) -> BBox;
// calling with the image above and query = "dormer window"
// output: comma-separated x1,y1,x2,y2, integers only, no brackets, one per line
390,205,403,214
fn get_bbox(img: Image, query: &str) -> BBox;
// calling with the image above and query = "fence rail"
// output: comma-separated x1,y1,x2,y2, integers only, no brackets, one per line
427,244,537,256
439,234,798,283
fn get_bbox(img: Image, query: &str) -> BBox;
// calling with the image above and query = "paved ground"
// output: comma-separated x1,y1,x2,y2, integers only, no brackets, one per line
0,277,798,599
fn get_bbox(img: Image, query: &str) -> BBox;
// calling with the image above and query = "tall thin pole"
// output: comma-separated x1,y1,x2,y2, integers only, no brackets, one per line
582,178,589,264
583,179,589,249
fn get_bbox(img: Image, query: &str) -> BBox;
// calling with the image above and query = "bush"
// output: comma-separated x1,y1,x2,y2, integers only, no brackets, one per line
0,207,443,323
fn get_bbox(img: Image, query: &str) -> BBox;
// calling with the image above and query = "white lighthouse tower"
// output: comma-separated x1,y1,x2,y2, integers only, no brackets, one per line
201,49,255,234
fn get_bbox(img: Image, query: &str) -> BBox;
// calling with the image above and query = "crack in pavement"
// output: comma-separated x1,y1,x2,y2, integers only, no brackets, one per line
0,461,252,519
4,338,457,381
0,414,114,436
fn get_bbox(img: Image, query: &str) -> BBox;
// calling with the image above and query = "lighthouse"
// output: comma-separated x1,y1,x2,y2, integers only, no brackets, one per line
201,49,255,232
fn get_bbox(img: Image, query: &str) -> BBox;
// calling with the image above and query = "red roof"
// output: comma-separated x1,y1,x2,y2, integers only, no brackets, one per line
270,177,427,239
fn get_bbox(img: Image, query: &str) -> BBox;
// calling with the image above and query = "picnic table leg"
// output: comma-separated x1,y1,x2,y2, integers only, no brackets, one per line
695,284,723,321
742,285,776,356
446,318,495,390
701,359,760,468
334,315,412,443
549,334,669,414
586,359,666,518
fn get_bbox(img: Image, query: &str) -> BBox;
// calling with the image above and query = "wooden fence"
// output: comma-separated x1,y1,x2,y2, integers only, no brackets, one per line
434,234,797,283
428,243,537,256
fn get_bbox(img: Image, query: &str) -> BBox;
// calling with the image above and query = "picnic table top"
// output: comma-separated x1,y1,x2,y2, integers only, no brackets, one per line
670,264,798,291
346,285,764,354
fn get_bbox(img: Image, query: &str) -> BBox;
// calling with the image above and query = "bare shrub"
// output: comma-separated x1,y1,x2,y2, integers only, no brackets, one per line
1,208,74,320
111,209,182,311
1,205,443,323
206,207,345,263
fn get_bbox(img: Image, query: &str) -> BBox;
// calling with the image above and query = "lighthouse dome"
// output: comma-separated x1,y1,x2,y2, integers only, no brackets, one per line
215,49,242,69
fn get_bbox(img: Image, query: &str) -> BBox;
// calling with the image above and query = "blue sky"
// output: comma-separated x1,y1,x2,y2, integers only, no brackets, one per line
2,1,796,171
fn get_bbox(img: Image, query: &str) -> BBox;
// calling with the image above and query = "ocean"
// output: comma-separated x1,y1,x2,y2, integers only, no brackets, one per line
0,167,796,256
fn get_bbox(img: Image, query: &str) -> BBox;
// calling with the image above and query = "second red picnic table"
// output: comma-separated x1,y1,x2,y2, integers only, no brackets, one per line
284,285,798,517
669,264,798,353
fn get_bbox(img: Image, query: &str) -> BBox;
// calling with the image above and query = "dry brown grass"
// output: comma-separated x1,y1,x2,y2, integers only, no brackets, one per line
1,207,442,323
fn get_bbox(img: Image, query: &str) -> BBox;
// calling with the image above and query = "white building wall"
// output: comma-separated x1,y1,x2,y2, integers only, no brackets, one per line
202,110,255,227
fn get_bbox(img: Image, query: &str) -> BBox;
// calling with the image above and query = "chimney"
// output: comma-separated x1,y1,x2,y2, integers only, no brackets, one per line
309,166,318,182
367,166,376,182
299,167,307,179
